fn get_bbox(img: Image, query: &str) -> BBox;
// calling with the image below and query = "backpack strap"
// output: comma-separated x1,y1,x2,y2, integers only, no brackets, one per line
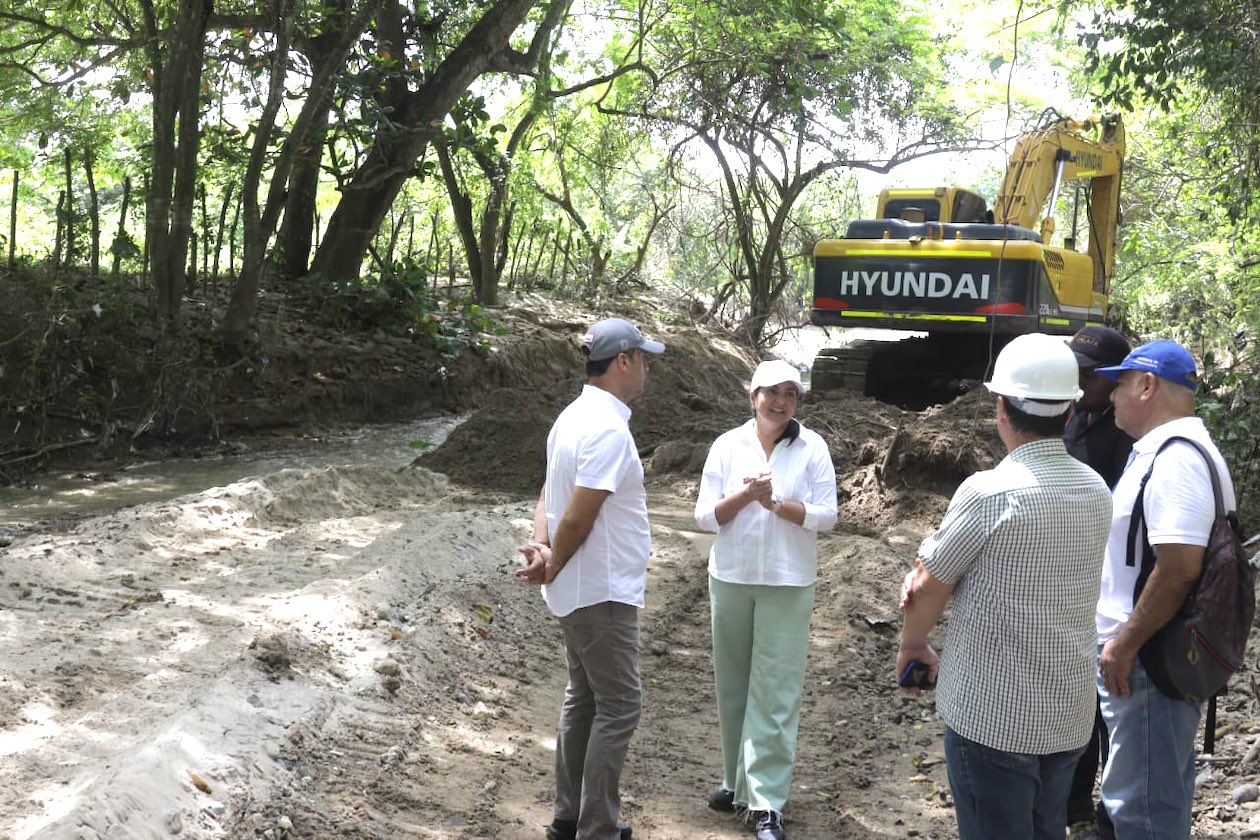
1125,435,1227,570
1124,435,1231,749
1205,694,1219,754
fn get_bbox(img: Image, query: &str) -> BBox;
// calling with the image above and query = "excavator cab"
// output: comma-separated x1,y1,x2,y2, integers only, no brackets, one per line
877,187,989,224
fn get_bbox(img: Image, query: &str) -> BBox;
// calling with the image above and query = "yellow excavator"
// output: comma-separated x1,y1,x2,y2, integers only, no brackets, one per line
810,111,1125,407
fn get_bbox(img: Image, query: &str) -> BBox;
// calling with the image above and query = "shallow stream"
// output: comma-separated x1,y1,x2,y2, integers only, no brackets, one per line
0,414,465,534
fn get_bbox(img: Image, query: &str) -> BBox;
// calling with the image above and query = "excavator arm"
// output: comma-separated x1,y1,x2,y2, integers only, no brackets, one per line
994,113,1125,293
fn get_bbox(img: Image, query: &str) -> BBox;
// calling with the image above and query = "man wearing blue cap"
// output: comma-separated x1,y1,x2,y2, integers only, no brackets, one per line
516,317,664,840
1093,339,1236,839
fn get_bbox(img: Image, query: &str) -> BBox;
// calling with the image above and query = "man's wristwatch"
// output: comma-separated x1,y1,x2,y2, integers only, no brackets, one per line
771,493,783,513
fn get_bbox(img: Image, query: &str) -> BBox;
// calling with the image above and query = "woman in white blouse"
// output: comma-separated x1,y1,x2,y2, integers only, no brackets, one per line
694,360,838,840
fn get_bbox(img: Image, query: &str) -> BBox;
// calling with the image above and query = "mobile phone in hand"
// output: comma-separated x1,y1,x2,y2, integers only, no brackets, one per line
898,660,936,690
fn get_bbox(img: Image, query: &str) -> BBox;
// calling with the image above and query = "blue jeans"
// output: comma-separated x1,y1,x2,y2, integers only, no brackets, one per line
1098,656,1201,839
944,727,1084,840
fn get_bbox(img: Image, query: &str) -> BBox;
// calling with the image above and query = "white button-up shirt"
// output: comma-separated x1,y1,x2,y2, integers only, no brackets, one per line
694,419,837,586
541,385,650,618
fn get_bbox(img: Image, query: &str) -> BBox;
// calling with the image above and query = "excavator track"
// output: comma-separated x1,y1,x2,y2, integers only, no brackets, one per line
812,334,1010,410
810,341,882,392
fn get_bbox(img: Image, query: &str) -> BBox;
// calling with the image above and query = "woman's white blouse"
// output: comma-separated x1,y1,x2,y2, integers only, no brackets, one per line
694,419,838,586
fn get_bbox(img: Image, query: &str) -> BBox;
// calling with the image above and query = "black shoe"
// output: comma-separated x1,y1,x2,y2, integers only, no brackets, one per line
1066,797,1095,826
708,786,736,812
545,818,633,840
1094,802,1115,840
752,809,786,840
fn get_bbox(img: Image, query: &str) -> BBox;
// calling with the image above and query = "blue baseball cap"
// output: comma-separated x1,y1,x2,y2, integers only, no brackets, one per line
1096,339,1198,392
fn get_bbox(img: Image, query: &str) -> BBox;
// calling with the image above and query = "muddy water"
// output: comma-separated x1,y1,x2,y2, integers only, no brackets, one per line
0,414,465,532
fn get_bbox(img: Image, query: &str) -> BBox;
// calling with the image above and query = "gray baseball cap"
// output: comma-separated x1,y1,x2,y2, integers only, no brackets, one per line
580,318,665,362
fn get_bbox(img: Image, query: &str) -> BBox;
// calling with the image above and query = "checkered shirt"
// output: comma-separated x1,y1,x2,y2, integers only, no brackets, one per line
920,438,1112,754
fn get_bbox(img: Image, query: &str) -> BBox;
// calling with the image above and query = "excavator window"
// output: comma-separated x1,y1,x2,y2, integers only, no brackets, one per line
883,199,940,222
953,191,989,223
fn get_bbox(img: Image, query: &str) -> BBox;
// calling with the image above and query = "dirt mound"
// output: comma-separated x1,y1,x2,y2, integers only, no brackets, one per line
418,383,573,495
421,313,1006,539
420,325,757,495
881,386,1003,487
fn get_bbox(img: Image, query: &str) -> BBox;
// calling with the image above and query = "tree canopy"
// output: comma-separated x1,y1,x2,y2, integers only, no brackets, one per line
0,0,1256,502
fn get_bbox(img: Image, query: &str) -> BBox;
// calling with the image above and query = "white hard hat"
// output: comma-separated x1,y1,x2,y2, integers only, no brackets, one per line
985,333,1083,415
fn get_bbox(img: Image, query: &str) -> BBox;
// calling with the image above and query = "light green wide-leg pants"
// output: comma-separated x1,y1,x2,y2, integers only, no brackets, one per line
709,575,815,813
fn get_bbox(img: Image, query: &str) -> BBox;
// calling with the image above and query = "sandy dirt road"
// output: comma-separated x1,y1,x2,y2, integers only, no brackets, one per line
3,307,1259,839
0,455,965,839
4,455,1258,840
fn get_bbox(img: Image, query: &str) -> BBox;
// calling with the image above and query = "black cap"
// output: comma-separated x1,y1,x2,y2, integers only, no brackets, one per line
1069,325,1130,368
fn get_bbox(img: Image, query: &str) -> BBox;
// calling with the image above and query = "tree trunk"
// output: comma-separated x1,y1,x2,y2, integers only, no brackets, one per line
85,150,100,281
221,0,380,346
187,232,198,290
308,0,540,283
425,210,440,282
199,183,209,279
9,169,17,271
560,231,572,288
228,192,240,281
141,174,150,287
111,176,131,281
383,206,400,269
142,0,212,323
276,93,332,279
63,149,75,269
221,0,298,347
53,191,65,268
528,228,547,282
437,141,485,295
406,211,415,263
546,225,559,286
211,181,234,287
508,221,523,287
518,225,536,289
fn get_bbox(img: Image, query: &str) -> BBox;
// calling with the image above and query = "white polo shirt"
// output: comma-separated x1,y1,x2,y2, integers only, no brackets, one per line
541,384,650,618
694,419,838,586
1096,416,1235,642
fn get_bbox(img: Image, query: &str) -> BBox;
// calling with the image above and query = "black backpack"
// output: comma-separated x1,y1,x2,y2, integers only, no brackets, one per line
1127,436,1255,749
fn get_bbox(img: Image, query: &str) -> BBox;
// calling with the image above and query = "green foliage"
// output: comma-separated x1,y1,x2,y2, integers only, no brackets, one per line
1079,0,1256,112
312,260,505,362
0,264,224,453
1108,105,1260,516
1198,359,1260,527
1078,0,1260,223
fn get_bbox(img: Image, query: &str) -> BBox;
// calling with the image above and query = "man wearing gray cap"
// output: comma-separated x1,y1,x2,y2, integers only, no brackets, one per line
517,317,665,840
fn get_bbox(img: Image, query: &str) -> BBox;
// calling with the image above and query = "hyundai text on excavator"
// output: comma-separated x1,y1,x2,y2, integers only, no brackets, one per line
810,112,1125,407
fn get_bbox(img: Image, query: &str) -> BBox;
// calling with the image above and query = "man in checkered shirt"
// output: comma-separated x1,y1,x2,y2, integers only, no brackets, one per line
898,334,1113,840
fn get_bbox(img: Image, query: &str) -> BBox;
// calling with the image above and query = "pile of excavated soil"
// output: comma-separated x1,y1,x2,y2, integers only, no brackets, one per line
418,323,757,496
420,316,1001,537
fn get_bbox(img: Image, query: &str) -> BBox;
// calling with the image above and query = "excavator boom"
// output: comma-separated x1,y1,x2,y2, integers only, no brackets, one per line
994,114,1125,293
